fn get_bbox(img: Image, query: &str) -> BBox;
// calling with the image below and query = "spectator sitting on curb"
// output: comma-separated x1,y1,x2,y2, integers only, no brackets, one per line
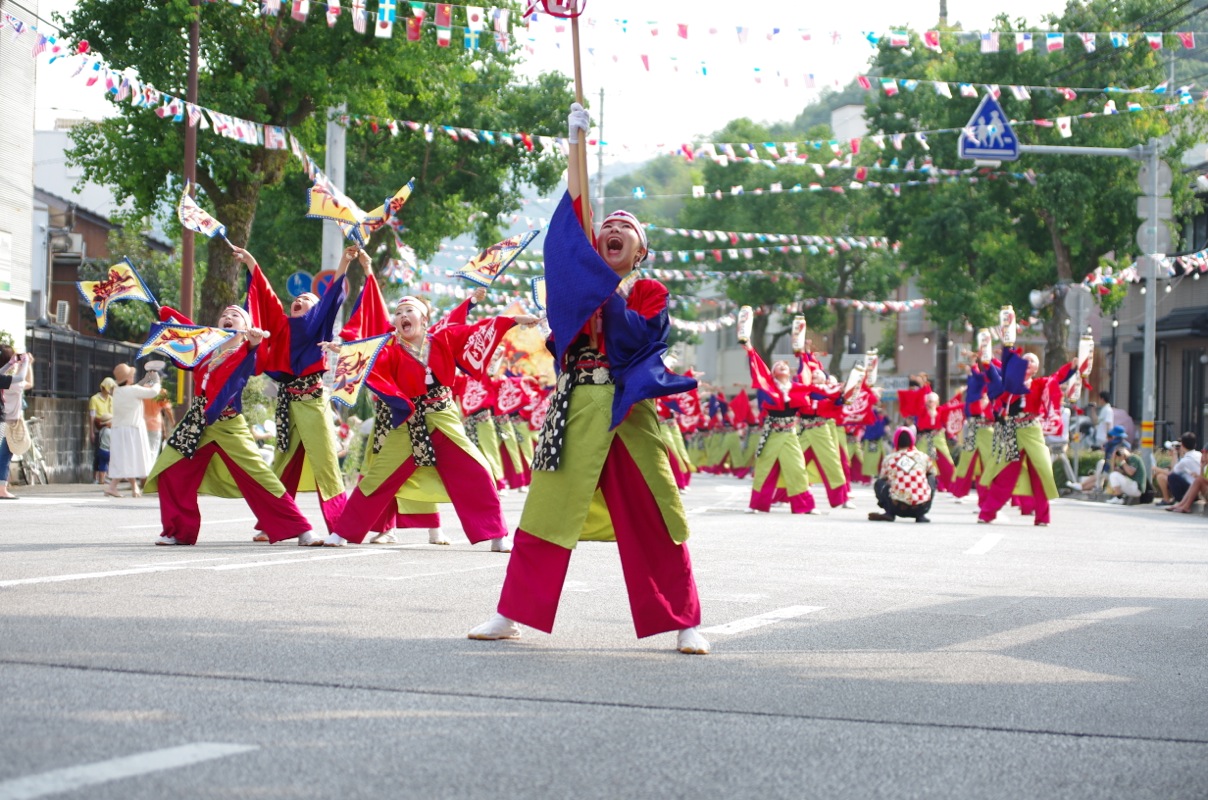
1104,446,1148,505
1069,425,1128,494
1154,432,1202,507
1167,447,1208,513
869,426,936,524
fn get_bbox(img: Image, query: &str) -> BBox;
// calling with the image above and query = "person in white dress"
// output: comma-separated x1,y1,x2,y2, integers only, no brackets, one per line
105,363,160,498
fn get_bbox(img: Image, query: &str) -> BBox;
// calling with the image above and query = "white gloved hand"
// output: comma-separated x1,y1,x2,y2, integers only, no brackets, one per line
567,102,591,144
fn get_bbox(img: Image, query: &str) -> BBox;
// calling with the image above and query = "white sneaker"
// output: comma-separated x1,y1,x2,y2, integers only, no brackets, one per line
297,530,324,547
498,488,510,497
676,627,711,655
518,485,528,493
154,535,179,546
841,500,856,509
1106,496,1125,505
1066,481,1082,491
324,533,348,547
428,528,450,545
744,508,757,514
467,613,521,640
490,537,512,553
370,532,399,544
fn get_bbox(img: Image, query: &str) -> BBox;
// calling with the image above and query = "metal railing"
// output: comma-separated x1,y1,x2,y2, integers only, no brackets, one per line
24,324,140,400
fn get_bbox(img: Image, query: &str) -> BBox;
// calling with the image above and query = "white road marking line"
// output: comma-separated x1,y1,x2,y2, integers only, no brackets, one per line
119,517,257,530
0,743,257,800
700,605,825,635
206,549,392,570
351,563,507,581
0,566,191,588
130,557,234,567
965,533,1004,555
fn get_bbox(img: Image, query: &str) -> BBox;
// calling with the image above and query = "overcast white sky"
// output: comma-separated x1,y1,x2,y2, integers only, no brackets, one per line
35,0,1070,147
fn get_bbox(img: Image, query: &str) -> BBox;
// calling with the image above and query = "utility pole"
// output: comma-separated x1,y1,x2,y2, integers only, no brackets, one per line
179,0,200,402
321,105,348,275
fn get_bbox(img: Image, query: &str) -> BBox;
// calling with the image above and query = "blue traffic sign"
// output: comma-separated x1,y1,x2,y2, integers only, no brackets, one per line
957,94,1019,161
286,270,314,298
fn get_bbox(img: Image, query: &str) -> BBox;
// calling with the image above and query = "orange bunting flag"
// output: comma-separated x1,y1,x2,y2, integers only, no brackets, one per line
454,230,539,287
75,257,157,332
329,333,392,407
178,182,228,239
139,322,236,368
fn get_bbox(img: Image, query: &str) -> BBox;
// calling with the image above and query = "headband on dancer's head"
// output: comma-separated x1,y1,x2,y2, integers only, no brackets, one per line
601,210,648,251
396,296,430,318
294,292,319,307
224,305,252,328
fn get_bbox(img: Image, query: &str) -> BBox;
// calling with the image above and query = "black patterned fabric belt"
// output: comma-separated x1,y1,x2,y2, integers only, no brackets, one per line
166,397,236,459
402,384,453,466
798,417,827,431
568,359,614,386
463,407,492,448
275,373,324,452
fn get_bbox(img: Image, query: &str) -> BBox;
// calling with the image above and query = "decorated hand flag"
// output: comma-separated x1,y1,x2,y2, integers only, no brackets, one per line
306,183,369,232
329,333,391,407
529,276,546,312
139,322,236,368
76,257,157,332
178,182,228,239
454,230,540,287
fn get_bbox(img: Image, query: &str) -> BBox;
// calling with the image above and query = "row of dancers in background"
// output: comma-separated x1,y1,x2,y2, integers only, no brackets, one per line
656,330,1088,528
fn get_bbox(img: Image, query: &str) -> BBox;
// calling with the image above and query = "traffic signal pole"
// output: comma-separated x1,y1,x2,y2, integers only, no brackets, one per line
1014,139,1165,468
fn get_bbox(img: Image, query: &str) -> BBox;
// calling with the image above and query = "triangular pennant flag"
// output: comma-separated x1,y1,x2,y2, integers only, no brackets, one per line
178,182,228,239
76,257,157,332
139,322,237,368
329,333,392,407
455,231,540,287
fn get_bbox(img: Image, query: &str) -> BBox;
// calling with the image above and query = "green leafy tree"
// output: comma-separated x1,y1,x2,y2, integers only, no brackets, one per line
673,119,901,371
866,0,1208,370
60,0,572,324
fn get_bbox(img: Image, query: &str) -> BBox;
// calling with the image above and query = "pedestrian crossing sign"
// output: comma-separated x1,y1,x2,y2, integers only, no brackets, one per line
957,94,1020,161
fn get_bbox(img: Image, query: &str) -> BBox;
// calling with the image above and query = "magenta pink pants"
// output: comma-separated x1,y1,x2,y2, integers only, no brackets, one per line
978,457,1051,525
498,437,701,638
750,462,815,514
338,430,506,544
804,450,849,507
935,450,955,493
500,444,527,490
667,447,689,489
156,443,311,545
275,447,348,534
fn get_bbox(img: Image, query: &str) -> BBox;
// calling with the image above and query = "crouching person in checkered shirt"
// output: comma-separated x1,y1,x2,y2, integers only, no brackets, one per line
869,426,937,524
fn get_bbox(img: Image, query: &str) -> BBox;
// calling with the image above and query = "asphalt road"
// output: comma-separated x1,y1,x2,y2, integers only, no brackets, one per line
1,476,1206,799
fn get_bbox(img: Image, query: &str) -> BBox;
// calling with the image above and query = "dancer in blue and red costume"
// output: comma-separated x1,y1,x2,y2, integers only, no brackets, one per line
468,103,708,654
977,348,1071,526
234,243,365,540
743,344,814,514
324,286,531,550
144,303,314,546
950,350,1001,504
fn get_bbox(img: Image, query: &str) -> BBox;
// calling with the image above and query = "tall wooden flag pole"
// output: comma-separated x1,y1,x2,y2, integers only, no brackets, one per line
569,1,592,238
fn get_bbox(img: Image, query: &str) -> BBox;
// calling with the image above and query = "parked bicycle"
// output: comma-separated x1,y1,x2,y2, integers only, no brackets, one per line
12,416,49,486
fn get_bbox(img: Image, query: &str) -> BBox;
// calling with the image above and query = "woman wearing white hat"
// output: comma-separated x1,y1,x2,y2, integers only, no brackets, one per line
103,363,160,498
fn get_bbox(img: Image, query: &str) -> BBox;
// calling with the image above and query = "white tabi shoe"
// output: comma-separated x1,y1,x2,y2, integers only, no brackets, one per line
154,535,180,546
490,537,512,553
467,613,521,640
518,485,528,493
370,532,399,544
841,500,856,509
428,528,450,545
297,530,324,547
323,533,348,547
676,627,711,655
